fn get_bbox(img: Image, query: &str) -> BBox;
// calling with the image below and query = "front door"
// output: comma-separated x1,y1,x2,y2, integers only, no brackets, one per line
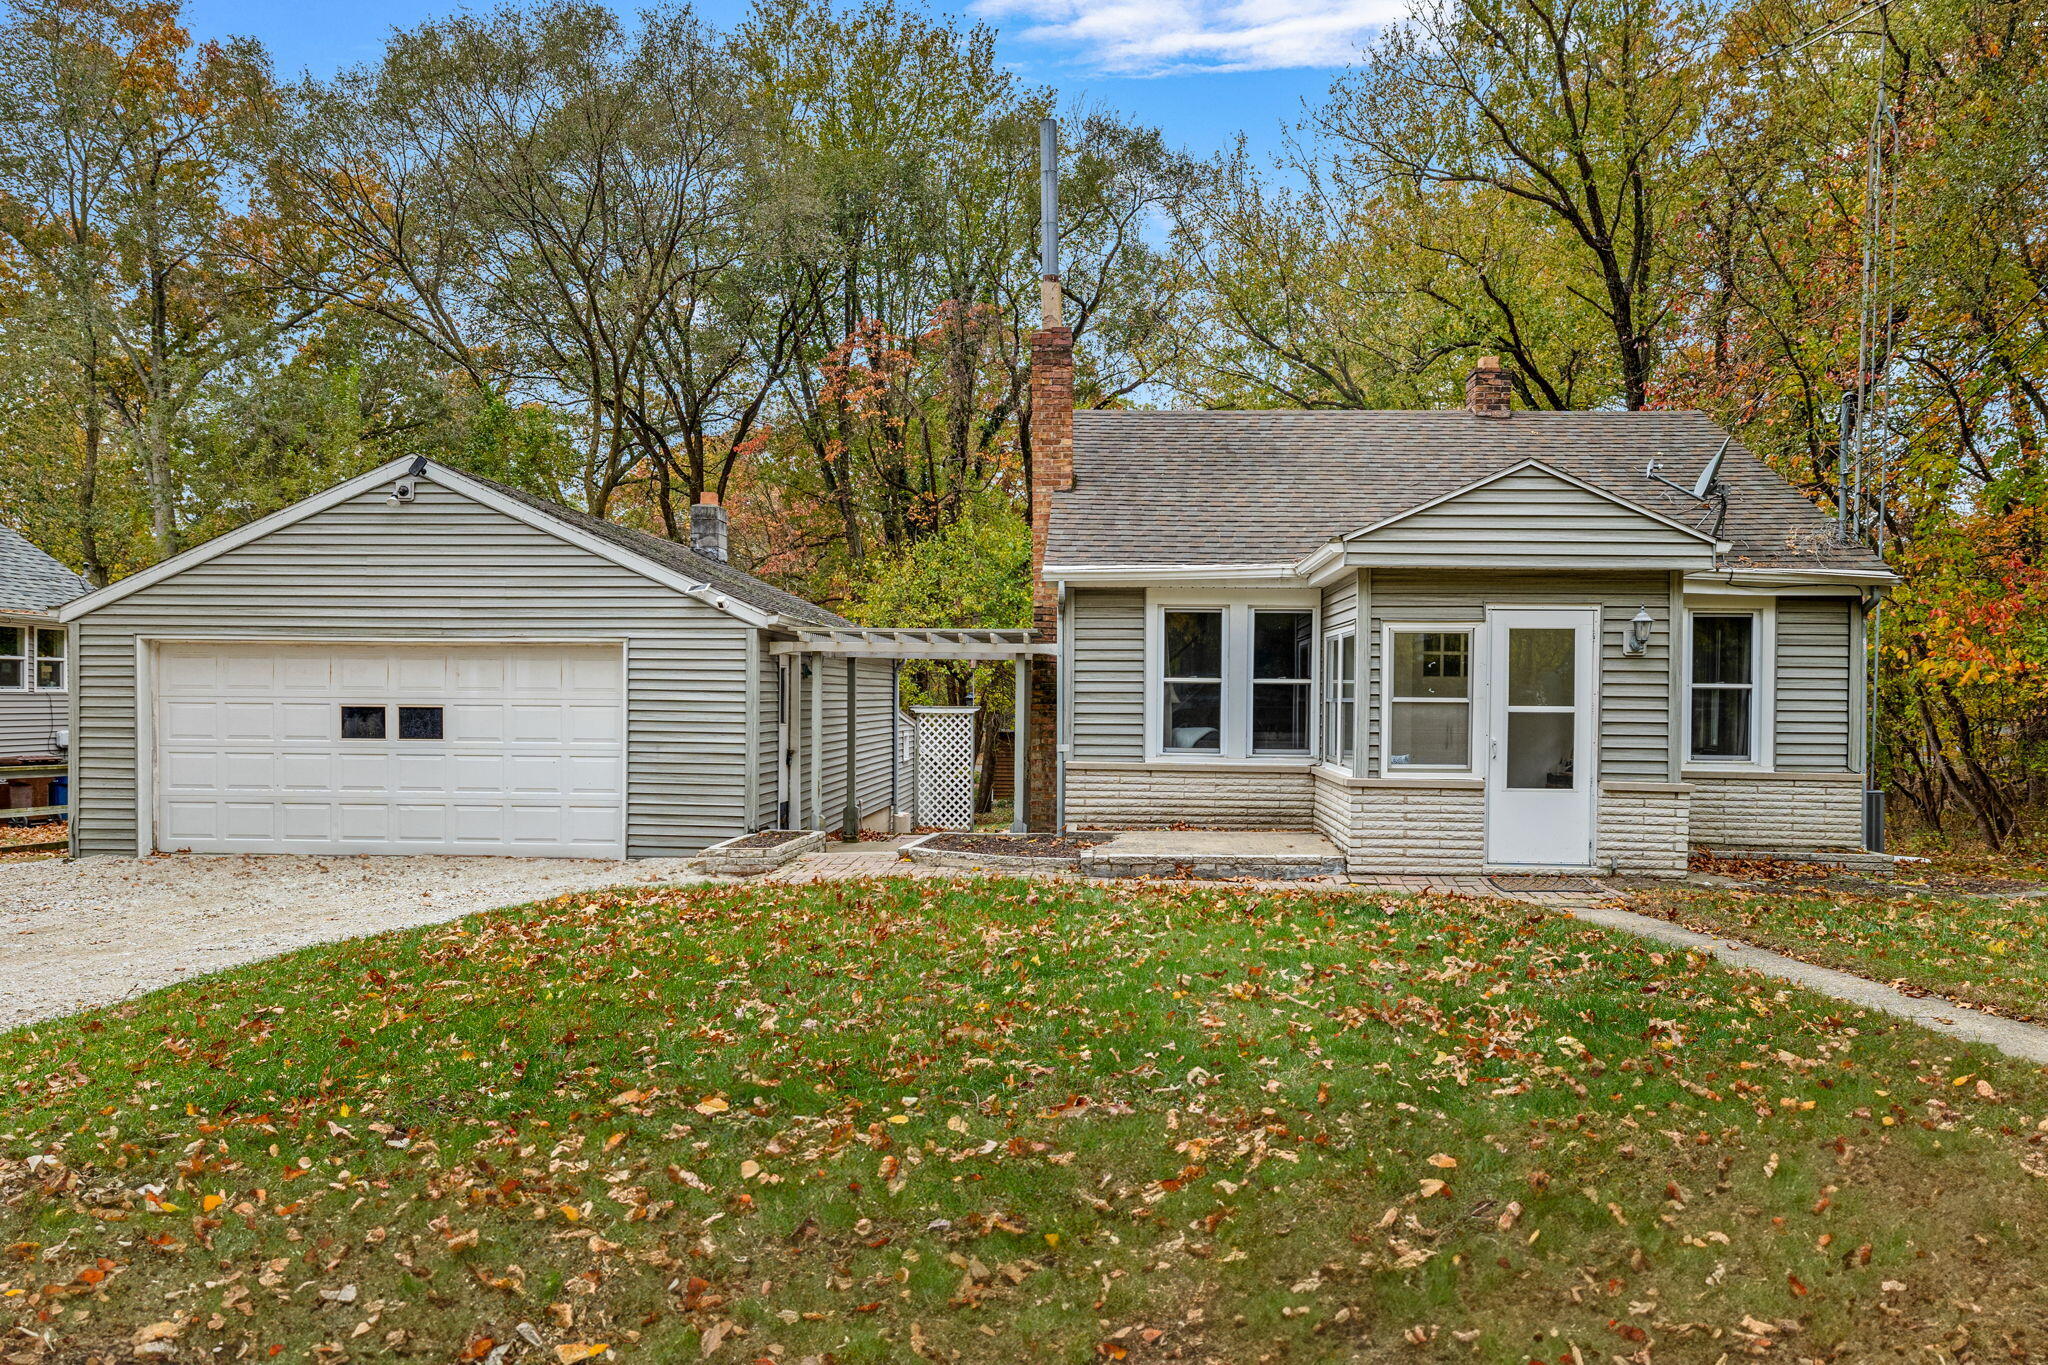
1484,608,1597,868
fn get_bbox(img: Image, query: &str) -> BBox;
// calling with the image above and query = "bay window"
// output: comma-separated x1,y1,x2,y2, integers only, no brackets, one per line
0,625,62,691
1385,627,1473,771
1689,613,1757,761
1154,599,1318,758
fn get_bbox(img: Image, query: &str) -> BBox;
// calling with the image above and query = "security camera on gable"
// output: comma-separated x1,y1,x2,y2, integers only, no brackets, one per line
386,476,418,507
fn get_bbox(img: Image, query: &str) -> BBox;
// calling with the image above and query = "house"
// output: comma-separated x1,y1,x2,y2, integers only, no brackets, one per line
1,524,89,764
55,463,1039,859
1028,346,1897,876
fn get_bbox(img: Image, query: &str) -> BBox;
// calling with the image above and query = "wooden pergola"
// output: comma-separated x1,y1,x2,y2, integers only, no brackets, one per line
768,628,1054,835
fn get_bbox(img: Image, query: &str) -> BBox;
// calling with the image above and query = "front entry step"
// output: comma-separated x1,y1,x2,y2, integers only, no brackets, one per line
1078,830,1345,882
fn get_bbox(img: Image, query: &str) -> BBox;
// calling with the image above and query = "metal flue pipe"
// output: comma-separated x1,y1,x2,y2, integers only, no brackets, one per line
1038,116,1060,329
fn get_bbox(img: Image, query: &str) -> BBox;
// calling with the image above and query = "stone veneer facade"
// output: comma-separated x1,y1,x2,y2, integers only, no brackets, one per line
1593,784,1691,876
1313,771,1488,874
1064,763,1315,831
1067,764,1863,875
1687,773,1865,852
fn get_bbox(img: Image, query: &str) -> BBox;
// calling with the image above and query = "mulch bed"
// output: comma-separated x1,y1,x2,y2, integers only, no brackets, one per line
921,832,1115,858
723,830,813,850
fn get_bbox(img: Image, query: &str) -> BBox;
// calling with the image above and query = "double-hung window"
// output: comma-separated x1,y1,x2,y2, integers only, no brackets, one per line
0,626,63,691
1320,633,1357,766
1689,613,1757,762
1385,627,1474,771
1162,609,1225,752
1157,601,1317,757
1250,610,1313,753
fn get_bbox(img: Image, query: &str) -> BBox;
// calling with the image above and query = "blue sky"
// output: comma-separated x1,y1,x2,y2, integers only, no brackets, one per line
182,0,1406,161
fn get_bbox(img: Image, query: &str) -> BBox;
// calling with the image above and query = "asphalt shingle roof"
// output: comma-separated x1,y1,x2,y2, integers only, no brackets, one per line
1046,410,1891,576
460,470,850,627
0,525,89,614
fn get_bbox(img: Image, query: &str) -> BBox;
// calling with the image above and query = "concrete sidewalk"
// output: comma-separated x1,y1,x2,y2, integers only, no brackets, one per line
1564,900,2048,1065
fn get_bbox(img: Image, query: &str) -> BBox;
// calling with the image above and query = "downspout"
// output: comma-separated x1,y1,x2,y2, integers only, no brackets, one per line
841,658,859,840
889,660,901,825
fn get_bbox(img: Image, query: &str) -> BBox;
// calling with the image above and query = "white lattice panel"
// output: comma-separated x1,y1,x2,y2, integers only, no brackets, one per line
912,706,977,830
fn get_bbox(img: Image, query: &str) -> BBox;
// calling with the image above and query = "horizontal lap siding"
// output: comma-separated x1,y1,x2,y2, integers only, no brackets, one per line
0,691,66,757
792,657,898,827
1070,590,1145,761
1775,598,1853,770
1367,571,1673,781
72,483,752,859
1321,571,1359,634
1350,471,1714,570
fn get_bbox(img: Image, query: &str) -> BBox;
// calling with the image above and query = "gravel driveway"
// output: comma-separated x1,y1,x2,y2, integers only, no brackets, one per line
0,854,704,1029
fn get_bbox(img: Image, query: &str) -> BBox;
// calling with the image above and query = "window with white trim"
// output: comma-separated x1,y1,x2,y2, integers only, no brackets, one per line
0,625,63,692
1384,627,1474,771
1153,599,1319,758
1688,613,1756,761
1320,632,1356,765
1162,609,1224,752
1250,610,1313,753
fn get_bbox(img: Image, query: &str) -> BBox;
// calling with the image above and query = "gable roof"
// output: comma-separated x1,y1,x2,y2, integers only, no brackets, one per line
0,525,90,615
1341,458,1724,547
1045,409,1892,578
458,472,848,628
60,458,849,628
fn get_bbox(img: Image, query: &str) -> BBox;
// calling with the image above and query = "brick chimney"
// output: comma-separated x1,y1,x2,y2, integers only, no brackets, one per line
1025,325,1071,834
1465,355,1513,418
689,491,729,562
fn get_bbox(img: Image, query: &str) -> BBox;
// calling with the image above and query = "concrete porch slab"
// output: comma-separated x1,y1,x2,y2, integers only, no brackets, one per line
1079,830,1345,881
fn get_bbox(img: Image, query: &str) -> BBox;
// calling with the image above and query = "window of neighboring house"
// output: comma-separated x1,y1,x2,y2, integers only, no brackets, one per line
1689,613,1757,761
34,629,63,690
1251,610,1313,754
1385,627,1474,771
0,625,63,691
1161,609,1224,752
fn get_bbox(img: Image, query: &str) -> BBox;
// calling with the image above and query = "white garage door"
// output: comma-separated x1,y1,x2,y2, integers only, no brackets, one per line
153,641,626,857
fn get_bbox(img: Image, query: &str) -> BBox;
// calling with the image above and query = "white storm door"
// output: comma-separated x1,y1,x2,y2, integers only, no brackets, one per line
153,641,626,858
1483,609,1597,868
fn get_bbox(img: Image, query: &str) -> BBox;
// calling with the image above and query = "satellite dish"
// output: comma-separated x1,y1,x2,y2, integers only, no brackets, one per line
1691,436,1731,499
1646,434,1733,502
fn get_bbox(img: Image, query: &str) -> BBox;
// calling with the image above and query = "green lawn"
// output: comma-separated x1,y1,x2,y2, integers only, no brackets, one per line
5,879,2048,1363
1627,881,2048,1021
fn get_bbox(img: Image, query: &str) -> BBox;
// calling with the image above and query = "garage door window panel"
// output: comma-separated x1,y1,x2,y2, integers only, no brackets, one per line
399,705,445,740
341,705,387,739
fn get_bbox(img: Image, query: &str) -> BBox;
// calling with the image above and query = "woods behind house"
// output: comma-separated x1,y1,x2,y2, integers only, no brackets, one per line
0,0,2041,843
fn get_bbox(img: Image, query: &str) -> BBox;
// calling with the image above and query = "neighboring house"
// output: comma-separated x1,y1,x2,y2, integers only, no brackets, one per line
1029,350,1897,876
55,464,1029,859
1,525,89,762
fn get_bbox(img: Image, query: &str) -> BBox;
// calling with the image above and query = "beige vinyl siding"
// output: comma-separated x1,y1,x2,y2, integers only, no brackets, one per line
1346,468,1717,571
0,690,66,757
1366,571,1674,780
1774,596,1854,770
787,655,897,828
1320,570,1360,634
69,481,754,859
1069,589,1145,761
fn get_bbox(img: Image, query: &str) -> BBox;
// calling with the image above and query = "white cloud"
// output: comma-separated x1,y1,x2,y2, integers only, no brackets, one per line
974,0,1409,75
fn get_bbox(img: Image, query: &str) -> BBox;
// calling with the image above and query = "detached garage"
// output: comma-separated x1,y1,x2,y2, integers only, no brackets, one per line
57,457,906,860
152,641,627,857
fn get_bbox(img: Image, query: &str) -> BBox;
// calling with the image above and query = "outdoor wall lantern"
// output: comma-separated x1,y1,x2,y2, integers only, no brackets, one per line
1622,606,1655,656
